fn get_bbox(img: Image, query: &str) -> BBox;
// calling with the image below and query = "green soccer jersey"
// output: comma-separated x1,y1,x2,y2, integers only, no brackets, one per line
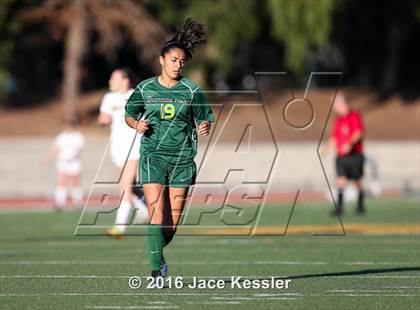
125,76,214,165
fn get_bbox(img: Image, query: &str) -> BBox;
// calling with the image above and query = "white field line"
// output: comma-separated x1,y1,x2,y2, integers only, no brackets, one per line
2,238,419,249
0,275,127,278
1,275,419,279
168,248,420,254
326,289,419,293
85,307,178,310
315,293,419,297
381,286,420,289
0,261,140,265
147,302,169,304
0,260,416,266
211,296,298,300
2,248,419,255
2,292,417,298
0,292,301,297
252,297,299,300
2,236,419,243
253,293,303,296
192,301,243,304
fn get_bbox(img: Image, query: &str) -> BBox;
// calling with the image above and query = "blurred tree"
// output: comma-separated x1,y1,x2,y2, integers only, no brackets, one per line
332,0,420,99
152,1,257,72
153,0,336,78
0,0,35,102
2,0,420,107
17,0,167,119
186,0,258,75
267,0,337,74
378,0,420,97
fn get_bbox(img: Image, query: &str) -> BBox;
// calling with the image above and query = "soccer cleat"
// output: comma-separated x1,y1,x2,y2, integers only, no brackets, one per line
160,256,168,277
148,277,164,289
148,270,164,289
106,226,124,240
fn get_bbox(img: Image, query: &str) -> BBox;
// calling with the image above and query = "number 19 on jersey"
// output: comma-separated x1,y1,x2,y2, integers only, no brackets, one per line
160,103,175,120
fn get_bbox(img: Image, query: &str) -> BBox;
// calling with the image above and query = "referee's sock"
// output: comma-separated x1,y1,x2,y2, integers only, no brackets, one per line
147,224,163,271
356,189,365,214
337,188,344,213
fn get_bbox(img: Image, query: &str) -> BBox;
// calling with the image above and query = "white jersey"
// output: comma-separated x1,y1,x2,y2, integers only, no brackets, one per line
100,90,142,167
54,131,85,174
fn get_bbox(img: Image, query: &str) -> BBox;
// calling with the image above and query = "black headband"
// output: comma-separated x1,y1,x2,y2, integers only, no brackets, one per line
160,41,191,58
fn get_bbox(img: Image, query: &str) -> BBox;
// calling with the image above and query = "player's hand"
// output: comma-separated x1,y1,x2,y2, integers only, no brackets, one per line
320,138,334,158
340,143,351,155
197,121,210,136
320,145,328,158
135,120,149,134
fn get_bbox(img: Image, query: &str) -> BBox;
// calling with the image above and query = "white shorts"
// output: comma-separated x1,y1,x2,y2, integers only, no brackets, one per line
110,137,140,168
57,160,82,175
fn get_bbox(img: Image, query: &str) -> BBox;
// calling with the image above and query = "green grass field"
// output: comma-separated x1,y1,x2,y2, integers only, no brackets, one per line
1,198,419,309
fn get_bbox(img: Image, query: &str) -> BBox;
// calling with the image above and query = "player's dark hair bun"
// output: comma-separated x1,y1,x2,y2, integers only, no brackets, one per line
160,18,207,59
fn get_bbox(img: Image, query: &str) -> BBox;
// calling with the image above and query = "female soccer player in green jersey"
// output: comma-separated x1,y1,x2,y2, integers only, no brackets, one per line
125,18,214,279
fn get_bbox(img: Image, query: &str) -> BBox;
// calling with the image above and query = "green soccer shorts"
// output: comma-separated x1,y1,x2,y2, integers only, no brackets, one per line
139,156,196,188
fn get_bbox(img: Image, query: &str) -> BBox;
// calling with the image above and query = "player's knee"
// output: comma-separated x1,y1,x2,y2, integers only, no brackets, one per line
119,180,132,193
337,177,346,188
149,209,164,224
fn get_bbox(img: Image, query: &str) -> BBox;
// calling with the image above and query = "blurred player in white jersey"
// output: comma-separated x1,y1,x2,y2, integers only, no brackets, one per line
98,67,149,239
45,118,85,210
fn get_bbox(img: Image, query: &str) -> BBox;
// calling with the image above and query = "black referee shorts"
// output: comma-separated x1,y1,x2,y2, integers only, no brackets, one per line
336,153,364,180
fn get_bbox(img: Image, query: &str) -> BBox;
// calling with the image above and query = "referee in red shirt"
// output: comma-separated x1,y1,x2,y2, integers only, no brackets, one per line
323,92,366,215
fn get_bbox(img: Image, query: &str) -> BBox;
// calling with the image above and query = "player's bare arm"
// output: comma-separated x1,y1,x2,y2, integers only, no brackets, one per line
348,129,363,146
125,116,149,134
341,129,363,155
320,137,335,158
97,113,112,125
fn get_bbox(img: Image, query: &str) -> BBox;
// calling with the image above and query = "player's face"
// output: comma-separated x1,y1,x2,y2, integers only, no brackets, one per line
108,71,126,92
333,95,349,116
160,48,186,80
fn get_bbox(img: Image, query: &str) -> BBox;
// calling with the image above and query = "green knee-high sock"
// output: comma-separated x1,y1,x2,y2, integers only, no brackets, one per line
147,224,163,271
